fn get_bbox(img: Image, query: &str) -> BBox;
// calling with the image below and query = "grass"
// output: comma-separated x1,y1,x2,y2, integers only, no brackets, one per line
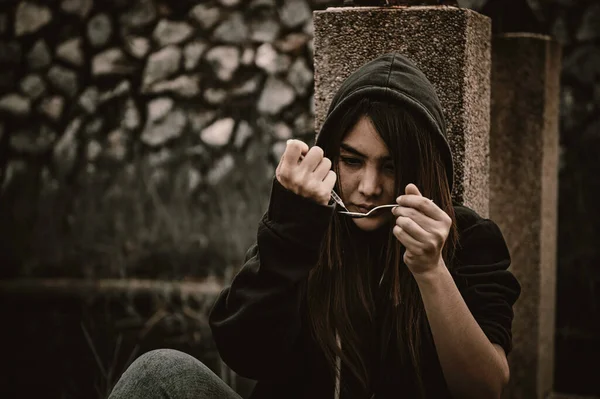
0,129,274,398
16,148,272,280
81,307,169,399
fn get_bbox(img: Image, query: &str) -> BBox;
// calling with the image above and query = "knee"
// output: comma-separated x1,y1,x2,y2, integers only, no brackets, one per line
137,349,205,370
129,349,211,381
110,349,212,398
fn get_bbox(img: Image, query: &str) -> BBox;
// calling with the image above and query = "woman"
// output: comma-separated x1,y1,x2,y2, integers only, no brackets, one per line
109,53,521,399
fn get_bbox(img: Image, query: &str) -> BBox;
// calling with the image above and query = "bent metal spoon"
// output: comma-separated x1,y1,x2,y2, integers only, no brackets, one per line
295,154,395,218
337,204,398,218
329,190,397,218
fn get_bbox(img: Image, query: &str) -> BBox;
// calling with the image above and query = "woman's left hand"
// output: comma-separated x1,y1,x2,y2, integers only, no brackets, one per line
391,183,452,276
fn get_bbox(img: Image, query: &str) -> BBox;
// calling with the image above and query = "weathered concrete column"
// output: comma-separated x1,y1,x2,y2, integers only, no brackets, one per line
489,34,561,399
314,6,491,216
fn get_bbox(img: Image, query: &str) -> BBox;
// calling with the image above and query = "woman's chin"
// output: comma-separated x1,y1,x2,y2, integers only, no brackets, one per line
352,216,389,232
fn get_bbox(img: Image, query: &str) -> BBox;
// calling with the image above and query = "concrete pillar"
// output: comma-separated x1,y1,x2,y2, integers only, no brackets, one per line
313,6,491,217
489,33,561,399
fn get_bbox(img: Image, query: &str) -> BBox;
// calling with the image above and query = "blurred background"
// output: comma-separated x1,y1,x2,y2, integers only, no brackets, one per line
0,0,597,397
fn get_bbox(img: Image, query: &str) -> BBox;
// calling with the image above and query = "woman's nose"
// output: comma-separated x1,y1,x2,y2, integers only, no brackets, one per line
358,167,382,197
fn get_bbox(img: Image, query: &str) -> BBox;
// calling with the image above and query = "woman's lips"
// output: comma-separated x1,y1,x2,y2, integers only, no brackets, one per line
355,205,374,213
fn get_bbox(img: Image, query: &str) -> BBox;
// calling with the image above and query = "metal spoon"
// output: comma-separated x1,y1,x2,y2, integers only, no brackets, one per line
337,204,397,218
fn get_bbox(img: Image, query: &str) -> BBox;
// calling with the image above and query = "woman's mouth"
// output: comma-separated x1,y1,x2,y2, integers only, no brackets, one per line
354,204,375,213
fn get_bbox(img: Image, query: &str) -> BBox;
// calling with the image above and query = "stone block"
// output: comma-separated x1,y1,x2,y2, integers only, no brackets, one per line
489,33,561,399
314,6,491,215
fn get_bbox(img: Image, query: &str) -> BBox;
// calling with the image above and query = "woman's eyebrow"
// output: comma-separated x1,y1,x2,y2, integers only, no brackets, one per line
340,143,365,157
340,142,392,162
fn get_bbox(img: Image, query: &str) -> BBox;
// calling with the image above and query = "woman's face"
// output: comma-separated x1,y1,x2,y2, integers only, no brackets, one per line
338,116,396,232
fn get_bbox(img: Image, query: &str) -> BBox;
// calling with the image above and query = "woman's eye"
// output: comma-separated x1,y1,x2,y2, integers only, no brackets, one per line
383,162,395,172
341,157,361,167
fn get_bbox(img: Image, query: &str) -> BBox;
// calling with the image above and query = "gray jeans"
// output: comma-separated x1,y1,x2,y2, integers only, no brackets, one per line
108,349,242,399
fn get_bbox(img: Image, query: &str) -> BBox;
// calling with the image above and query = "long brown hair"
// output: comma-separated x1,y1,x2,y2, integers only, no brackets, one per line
307,98,459,397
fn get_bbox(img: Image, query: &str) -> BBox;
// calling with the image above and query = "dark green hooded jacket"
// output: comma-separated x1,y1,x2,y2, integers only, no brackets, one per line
209,53,520,399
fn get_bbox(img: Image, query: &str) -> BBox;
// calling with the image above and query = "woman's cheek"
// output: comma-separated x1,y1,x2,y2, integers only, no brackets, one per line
338,166,357,193
383,176,396,203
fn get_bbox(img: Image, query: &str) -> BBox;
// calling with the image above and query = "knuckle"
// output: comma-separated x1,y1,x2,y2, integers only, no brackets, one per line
290,140,305,153
433,229,445,242
311,146,324,158
444,215,452,226
276,172,283,184
281,167,292,181
423,243,435,254
276,167,288,181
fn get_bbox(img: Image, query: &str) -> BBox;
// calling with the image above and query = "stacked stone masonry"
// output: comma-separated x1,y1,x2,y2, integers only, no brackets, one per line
0,0,328,203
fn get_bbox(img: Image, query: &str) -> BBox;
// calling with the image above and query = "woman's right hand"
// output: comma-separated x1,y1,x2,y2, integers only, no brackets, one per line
275,139,337,206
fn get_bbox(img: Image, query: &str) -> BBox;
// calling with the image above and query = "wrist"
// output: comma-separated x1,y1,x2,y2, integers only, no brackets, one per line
268,178,334,227
412,258,449,286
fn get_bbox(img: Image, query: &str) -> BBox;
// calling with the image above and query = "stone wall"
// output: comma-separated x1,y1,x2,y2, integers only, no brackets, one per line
0,0,337,280
0,2,338,397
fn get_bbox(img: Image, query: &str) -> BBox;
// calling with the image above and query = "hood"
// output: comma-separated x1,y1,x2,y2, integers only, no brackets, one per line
315,53,454,191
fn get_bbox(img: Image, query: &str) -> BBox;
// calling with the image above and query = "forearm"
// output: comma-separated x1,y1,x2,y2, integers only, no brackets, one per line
210,179,333,378
210,234,319,378
415,262,509,399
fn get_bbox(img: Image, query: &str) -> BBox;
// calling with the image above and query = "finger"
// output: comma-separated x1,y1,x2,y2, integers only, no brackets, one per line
282,139,309,168
313,157,332,181
392,205,436,232
395,216,428,243
405,183,422,196
397,194,447,222
393,225,423,250
300,146,325,173
322,170,337,191
293,139,310,154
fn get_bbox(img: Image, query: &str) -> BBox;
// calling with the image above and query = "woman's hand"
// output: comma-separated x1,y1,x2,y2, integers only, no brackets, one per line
392,183,452,276
275,139,337,206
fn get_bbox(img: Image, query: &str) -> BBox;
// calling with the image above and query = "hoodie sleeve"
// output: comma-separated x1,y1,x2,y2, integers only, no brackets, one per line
451,214,521,355
209,178,334,380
